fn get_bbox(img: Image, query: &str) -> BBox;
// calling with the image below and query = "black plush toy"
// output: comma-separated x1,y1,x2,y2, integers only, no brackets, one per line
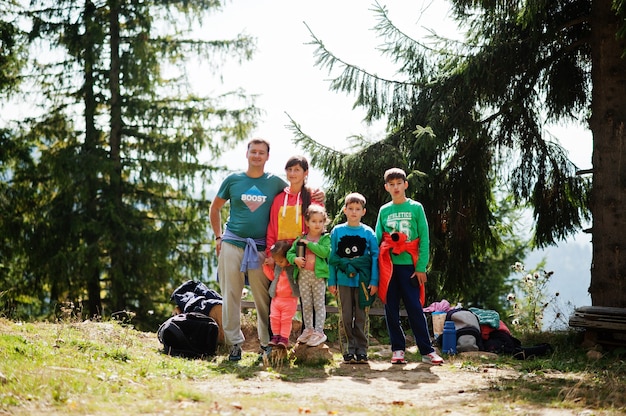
336,234,367,258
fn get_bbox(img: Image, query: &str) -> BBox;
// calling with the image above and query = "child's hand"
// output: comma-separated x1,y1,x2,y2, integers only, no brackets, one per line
369,285,378,296
414,271,427,285
328,286,338,296
294,257,305,268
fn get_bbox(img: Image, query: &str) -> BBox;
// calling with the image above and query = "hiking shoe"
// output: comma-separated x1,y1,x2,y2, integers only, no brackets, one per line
258,345,272,361
296,327,314,344
306,330,327,347
391,350,406,364
422,351,444,366
356,354,368,363
278,336,289,349
268,335,280,347
228,344,242,361
343,353,356,363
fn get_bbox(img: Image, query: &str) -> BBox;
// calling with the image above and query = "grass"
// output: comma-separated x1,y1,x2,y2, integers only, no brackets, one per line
480,331,626,413
0,317,336,415
1,317,625,415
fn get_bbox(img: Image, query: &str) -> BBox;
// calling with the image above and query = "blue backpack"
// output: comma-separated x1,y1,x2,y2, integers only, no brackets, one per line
157,312,218,358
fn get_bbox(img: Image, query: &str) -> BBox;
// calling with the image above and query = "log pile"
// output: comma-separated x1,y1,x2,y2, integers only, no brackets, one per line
569,306,626,347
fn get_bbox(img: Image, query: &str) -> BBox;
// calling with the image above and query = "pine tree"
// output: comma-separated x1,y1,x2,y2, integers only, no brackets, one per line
0,1,24,95
296,1,598,305
0,0,32,315
2,0,259,325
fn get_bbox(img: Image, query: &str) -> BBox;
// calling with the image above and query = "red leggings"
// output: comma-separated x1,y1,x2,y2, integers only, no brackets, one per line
270,296,298,338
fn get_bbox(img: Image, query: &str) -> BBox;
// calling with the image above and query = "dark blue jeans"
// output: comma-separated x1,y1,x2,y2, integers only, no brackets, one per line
384,264,435,355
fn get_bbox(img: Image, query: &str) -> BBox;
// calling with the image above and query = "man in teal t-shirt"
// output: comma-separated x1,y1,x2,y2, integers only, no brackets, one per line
210,138,286,361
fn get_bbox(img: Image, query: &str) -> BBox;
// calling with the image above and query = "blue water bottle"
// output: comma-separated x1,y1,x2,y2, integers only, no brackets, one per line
441,321,457,354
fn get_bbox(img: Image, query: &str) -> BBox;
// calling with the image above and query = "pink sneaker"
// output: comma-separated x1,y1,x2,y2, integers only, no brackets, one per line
296,328,314,344
422,351,444,365
306,330,327,347
391,350,406,364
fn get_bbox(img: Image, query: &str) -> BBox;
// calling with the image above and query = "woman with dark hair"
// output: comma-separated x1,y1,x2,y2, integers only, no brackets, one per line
265,155,321,265
264,155,325,344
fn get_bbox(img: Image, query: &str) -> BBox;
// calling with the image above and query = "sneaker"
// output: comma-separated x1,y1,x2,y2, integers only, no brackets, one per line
422,351,444,366
306,330,327,347
228,344,242,361
343,353,356,363
391,350,406,364
296,328,314,344
278,336,289,349
268,335,280,347
356,354,368,363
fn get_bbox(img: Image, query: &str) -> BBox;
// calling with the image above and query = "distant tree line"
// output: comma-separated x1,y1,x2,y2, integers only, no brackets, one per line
0,0,258,329
6,0,624,331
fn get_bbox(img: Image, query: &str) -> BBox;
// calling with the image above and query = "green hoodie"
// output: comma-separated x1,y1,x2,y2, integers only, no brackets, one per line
286,233,331,281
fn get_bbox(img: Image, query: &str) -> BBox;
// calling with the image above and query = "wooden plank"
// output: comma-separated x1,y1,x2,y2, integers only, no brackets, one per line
574,306,626,318
240,300,406,317
569,315,626,332
573,316,626,325
569,306,626,334
573,318,626,325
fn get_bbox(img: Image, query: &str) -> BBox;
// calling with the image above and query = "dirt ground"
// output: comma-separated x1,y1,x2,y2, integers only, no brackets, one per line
204,322,594,416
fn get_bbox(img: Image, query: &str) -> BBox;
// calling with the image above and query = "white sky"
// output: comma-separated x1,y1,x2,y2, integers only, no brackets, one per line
198,1,461,186
200,0,593,188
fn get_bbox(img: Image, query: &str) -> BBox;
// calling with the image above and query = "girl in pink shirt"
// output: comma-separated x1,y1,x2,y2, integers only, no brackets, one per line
264,240,300,348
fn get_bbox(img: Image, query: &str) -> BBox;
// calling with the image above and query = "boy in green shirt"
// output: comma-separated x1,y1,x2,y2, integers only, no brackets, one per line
375,168,443,365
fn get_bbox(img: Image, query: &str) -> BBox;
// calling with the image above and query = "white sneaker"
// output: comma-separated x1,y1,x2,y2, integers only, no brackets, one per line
296,327,314,344
306,330,327,347
391,350,406,364
422,351,444,365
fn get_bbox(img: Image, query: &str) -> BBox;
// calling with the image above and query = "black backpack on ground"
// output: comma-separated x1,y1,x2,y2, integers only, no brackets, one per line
482,329,553,360
157,312,218,358
482,329,522,355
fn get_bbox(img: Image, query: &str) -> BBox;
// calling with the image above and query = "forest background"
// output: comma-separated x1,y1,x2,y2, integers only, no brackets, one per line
203,1,593,319
0,0,596,330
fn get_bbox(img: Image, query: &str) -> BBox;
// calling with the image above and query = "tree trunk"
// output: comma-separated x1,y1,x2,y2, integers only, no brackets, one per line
589,0,626,307
83,0,102,318
108,0,125,312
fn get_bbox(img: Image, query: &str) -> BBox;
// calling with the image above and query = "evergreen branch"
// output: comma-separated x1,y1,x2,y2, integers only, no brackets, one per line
304,22,405,87
372,1,450,56
284,112,345,158
304,21,425,121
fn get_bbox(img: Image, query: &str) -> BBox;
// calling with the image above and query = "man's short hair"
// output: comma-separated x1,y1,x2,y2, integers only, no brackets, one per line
248,138,270,153
344,192,366,208
384,168,407,183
